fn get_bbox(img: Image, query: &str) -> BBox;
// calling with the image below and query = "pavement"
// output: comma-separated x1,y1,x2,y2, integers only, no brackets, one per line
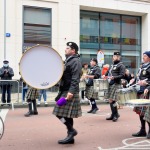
1,103,150,150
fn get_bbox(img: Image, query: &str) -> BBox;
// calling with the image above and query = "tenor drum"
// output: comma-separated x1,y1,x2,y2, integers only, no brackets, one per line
116,88,137,105
126,99,150,107
19,45,64,89
93,79,108,92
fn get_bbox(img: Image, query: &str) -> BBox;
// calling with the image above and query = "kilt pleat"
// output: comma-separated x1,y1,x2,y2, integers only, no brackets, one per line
144,107,150,123
26,87,39,100
85,86,98,100
53,91,82,118
105,83,122,100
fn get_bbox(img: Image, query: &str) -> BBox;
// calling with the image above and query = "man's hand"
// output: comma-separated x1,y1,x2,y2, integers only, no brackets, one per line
144,89,149,96
66,92,73,100
138,80,148,86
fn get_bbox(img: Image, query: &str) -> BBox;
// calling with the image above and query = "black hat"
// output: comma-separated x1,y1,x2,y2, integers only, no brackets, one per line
114,52,120,55
91,58,98,64
66,42,79,52
143,51,150,58
3,60,9,63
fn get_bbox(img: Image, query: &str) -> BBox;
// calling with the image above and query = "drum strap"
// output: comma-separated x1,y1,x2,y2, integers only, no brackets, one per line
137,63,150,81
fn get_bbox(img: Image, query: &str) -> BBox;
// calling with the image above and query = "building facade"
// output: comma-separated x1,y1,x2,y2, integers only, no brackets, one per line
0,0,150,79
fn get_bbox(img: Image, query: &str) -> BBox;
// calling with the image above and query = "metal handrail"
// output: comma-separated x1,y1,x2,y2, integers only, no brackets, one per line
0,79,20,110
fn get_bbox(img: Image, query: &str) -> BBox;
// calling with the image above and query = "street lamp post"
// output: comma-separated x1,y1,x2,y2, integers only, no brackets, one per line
4,0,6,59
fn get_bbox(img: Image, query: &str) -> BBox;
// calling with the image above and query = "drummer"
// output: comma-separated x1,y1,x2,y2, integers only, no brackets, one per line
102,52,125,122
132,51,150,138
144,85,150,139
83,58,101,114
53,42,82,144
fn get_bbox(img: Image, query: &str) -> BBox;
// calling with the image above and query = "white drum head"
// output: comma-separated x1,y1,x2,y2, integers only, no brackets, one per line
19,45,64,89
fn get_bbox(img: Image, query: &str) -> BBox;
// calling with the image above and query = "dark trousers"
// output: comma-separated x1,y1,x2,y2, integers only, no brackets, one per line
1,85,11,103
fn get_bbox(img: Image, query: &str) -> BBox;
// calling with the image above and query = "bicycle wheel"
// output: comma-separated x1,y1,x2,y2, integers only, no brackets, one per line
0,116,4,139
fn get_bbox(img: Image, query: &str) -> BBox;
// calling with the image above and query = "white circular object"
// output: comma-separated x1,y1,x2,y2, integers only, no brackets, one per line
19,45,64,89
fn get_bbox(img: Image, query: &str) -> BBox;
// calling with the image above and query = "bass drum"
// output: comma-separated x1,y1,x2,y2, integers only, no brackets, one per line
19,45,64,89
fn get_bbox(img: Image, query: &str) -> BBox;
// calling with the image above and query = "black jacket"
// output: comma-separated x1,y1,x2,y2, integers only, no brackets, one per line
0,66,14,85
138,63,150,93
106,61,125,84
59,55,82,94
86,65,101,86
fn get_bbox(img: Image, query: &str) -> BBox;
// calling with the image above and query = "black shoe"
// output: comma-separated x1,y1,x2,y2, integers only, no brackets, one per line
33,111,38,115
87,109,93,113
106,115,113,120
58,129,77,144
112,116,118,122
24,111,33,117
147,133,150,139
58,138,75,144
132,129,146,137
112,114,120,122
92,108,99,114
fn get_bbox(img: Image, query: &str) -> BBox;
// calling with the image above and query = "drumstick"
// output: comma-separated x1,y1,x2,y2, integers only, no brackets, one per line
126,78,148,88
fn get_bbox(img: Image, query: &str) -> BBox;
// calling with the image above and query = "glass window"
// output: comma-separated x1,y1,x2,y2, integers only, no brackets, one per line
100,13,121,50
80,11,141,73
121,16,141,72
80,11,99,49
23,7,51,51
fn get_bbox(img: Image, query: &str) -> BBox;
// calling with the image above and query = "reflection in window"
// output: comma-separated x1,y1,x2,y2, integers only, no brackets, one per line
80,11,141,72
23,7,51,51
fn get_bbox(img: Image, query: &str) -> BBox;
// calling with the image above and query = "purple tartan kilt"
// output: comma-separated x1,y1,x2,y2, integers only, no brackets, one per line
53,91,82,118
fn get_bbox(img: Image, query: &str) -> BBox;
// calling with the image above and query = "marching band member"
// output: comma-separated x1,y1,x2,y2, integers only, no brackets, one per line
24,86,39,117
84,58,101,114
102,52,125,122
143,85,150,139
132,51,150,138
53,42,82,144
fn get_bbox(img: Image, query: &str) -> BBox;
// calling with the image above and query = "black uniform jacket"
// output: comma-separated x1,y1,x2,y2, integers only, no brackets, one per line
138,63,150,93
106,61,125,84
86,65,101,86
59,54,82,94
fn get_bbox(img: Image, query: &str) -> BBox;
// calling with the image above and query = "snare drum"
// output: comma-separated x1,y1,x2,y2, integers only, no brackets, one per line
93,79,108,92
79,80,86,91
126,99,150,107
116,88,137,105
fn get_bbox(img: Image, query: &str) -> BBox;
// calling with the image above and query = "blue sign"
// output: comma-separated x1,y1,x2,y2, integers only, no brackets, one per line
6,33,11,37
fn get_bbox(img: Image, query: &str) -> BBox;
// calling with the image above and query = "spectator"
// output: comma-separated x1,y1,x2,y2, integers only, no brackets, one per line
0,60,14,106
37,89,48,105
20,77,28,104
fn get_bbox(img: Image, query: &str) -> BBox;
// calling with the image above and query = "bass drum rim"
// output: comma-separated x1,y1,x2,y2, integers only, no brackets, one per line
19,44,64,89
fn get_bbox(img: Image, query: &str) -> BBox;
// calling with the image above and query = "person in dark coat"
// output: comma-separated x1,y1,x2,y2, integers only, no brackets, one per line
102,52,125,122
53,42,82,144
83,58,101,113
132,51,150,138
0,60,14,106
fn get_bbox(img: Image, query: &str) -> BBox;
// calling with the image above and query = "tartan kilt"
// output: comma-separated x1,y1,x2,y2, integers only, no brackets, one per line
144,107,150,123
85,86,98,100
133,94,149,116
105,83,122,101
26,87,39,100
53,91,82,118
